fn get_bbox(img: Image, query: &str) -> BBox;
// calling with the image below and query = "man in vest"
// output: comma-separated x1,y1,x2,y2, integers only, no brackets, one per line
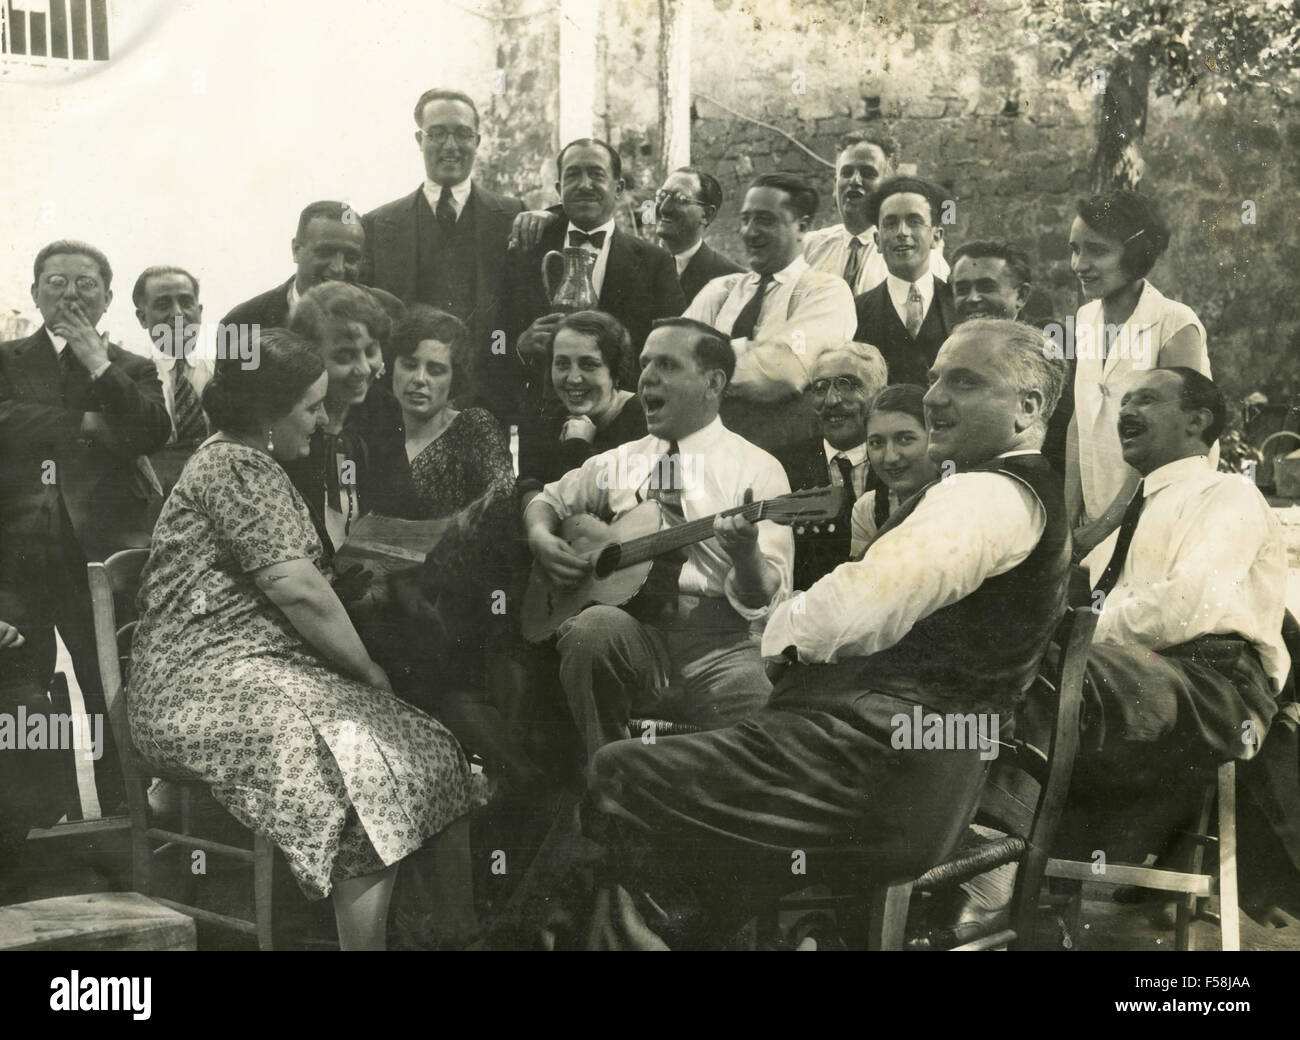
573,317,1069,948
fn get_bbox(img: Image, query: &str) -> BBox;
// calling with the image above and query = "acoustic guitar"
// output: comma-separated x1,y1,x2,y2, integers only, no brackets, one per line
521,485,844,643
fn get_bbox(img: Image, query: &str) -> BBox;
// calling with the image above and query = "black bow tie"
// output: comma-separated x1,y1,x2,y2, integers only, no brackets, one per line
569,229,607,249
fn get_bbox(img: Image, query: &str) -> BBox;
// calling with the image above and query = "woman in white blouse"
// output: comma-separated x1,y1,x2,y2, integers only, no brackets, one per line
850,384,940,557
1066,190,1211,558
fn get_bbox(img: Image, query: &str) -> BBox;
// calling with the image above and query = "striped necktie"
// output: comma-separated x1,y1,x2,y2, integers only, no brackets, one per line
171,359,207,444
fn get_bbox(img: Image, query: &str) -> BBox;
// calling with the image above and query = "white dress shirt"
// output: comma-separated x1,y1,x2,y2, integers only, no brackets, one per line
762,452,1046,663
885,271,936,327
535,415,794,621
287,279,303,321
684,255,857,396
422,176,473,222
673,237,704,277
1084,454,1290,694
152,337,216,444
803,223,949,296
562,217,617,299
1073,280,1211,520
823,439,869,498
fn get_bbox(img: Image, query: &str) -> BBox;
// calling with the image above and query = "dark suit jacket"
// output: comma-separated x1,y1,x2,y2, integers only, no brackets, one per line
0,328,170,623
362,183,524,415
500,220,685,414
852,276,956,388
679,241,744,306
219,277,293,331
773,436,856,592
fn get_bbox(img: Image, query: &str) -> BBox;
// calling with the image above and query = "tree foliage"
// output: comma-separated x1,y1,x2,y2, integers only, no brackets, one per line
1027,0,1300,105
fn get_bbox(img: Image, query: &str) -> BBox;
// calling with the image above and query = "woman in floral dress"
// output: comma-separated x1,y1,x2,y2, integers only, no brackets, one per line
128,330,486,950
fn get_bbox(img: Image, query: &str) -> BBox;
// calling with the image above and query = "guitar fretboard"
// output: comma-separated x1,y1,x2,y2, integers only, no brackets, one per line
612,501,766,570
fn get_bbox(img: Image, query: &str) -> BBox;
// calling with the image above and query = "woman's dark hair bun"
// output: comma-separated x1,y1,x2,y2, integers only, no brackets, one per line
201,327,325,437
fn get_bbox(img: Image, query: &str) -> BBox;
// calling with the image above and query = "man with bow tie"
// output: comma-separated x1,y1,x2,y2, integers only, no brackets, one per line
501,137,685,416
0,240,171,813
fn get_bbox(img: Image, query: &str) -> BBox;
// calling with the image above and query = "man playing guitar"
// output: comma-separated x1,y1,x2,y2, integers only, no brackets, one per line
524,317,794,760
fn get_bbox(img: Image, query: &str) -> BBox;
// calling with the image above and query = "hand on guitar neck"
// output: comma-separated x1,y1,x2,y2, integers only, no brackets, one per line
521,485,843,643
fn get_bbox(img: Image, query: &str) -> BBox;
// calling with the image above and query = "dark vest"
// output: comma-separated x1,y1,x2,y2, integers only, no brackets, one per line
881,294,950,388
415,191,478,320
853,452,1069,711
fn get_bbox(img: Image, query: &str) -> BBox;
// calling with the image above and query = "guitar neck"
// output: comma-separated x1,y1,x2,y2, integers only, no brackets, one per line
613,501,764,570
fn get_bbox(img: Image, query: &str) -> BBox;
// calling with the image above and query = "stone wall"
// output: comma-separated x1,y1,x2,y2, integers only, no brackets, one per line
483,0,1300,403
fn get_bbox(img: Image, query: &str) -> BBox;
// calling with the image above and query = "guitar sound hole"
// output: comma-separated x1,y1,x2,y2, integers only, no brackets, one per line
594,544,621,578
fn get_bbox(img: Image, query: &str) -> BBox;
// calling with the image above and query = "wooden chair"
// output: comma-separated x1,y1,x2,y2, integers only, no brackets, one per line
1044,762,1238,951
89,548,276,950
761,606,1098,951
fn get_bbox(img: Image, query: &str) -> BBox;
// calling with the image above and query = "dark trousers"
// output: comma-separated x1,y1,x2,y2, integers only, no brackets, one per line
487,663,993,949
0,638,80,895
555,598,771,762
18,556,125,814
1031,636,1276,860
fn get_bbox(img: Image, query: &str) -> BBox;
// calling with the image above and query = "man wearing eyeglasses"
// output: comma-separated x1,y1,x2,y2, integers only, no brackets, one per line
852,176,957,389
653,168,744,305
361,88,524,422
0,240,171,814
774,343,887,591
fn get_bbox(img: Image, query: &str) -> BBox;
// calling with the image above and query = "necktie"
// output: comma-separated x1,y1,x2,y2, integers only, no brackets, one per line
645,440,684,520
843,237,864,290
436,185,458,233
833,453,858,505
730,272,775,341
568,229,606,249
60,346,91,410
640,441,687,620
171,359,207,444
904,283,925,339
1092,481,1146,597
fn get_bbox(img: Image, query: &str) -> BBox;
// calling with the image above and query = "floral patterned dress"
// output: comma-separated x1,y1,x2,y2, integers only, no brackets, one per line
127,440,488,899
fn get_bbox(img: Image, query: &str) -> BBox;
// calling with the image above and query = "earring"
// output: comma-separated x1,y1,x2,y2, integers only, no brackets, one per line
266,429,275,453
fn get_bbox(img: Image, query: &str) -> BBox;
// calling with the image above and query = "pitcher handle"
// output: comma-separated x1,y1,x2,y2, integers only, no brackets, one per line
542,250,564,305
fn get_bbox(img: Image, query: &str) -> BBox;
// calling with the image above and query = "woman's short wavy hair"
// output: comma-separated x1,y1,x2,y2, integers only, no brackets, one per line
1075,190,1171,281
388,304,473,401
201,328,324,436
548,310,636,390
289,281,392,350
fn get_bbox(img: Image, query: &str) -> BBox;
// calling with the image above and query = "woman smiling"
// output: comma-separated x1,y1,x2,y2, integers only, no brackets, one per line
516,310,645,508
1065,190,1212,557
851,384,940,556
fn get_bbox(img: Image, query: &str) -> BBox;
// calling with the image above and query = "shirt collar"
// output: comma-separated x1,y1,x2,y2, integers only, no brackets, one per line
844,224,874,246
886,271,934,313
565,217,617,245
673,238,704,272
287,279,302,318
422,176,473,213
823,439,868,468
1141,453,1212,497
46,328,68,352
663,413,725,457
749,253,807,286
1124,279,1165,332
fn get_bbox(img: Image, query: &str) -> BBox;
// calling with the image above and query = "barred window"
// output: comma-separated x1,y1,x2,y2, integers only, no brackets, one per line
2,0,111,69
